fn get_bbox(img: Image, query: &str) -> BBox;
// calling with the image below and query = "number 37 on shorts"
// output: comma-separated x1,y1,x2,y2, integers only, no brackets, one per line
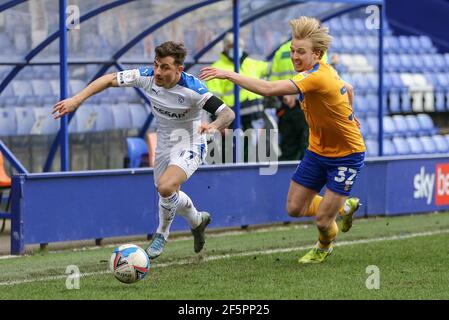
333,166,358,192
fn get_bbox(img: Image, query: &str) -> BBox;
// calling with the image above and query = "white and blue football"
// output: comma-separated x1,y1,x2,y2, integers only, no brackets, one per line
110,244,150,284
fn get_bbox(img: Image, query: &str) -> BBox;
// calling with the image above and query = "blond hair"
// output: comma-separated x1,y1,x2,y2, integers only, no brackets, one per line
289,16,332,58
223,33,245,52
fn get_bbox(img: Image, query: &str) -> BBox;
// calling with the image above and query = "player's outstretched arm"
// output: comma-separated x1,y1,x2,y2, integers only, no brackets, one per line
199,67,298,97
199,106,235,134
52,73,119,119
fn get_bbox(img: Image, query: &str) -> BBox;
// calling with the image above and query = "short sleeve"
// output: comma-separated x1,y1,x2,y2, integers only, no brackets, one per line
116,67,153,88
290,72,319,95
194,91,214,110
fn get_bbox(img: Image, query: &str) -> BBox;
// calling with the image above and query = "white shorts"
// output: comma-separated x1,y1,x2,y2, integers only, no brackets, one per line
153,144,207,186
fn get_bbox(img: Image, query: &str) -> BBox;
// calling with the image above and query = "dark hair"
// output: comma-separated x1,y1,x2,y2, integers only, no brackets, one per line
155,41,187,66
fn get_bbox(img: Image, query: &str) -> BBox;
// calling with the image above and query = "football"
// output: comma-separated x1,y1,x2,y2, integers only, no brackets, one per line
109,244,150,284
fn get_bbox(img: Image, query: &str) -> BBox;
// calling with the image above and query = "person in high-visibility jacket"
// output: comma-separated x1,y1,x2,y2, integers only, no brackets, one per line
270,40,328,161
206,34,269,132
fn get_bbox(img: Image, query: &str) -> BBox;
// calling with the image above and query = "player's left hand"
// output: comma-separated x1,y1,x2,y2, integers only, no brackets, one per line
52,97,81,119
199,67,230,81
198,122,219,134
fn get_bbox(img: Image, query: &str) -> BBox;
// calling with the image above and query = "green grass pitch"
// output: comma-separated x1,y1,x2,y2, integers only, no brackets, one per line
1,212,449,300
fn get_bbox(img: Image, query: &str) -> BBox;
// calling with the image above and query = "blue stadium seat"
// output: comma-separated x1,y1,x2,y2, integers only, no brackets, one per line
101,88,122,104
353,18,365,35
69,80,86,97
445,134,449,148
353,95,366,117
32,107,59,135
405,115,422,136
390,72,411,113
433,54,446,72
384,36,398,54
49,65,60,79
49,80,60,99
31,80,58,107
398,36,412,54
383,54,393,72
13,32,29,54
422,54,434,73
340,18,354,36
17,65,34,80
399,54,413,72
383,72,393,91
0,84,15,108
388,54,401,72
424,73,446,111
0,66,9,79
416,113,438,135
0,34,14,56
406,136,424,154
367,117,379,138
392,137,410,155
365,94,379,115
125,87,141,103
419,136,437,153
353,73,370,95
391,115,408,137
0,109,16,137
14,107,35,135
432,135,449,153
70,104,97,133
126,137,148,168
419,36,436,53
366,38,378,54
386,73,401,114
341,35,355,53
331,36,343,52
383,116,397,138
11,81,35,106
365,139,378,157
353,35,366,54
129,104,149,129
329,18,343,36
383,138,397,156
357,116,369,138
444,54,449,69
111,104,132,130
366,73,377,93
409,36,422,54
93,105,114,132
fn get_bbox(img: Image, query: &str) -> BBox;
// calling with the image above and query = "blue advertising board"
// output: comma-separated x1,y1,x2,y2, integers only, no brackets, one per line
10,156,449,254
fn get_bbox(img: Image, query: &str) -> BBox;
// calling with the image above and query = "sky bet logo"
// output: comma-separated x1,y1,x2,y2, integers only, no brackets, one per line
414,164,449,206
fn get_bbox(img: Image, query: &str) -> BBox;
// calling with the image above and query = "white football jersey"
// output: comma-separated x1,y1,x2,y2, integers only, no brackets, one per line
116,67,220,153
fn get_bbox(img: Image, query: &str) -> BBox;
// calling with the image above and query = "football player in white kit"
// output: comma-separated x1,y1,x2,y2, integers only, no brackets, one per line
52,41,235,259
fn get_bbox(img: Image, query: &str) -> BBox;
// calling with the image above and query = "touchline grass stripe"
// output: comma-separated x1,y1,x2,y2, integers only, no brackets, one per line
1,228,448,287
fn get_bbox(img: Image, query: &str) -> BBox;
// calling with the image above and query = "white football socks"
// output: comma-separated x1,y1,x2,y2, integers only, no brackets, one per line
156,192,179,240
176,191,201,229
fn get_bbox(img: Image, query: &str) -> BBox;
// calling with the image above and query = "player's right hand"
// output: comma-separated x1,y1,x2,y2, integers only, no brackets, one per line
52,97,81,119
199,67,230,81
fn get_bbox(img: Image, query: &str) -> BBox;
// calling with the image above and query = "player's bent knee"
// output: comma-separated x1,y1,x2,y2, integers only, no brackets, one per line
286,202,307,217
157,181,179,198
315,216,333,231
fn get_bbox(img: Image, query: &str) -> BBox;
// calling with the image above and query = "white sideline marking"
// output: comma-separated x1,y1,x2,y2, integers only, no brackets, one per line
1,228,448,287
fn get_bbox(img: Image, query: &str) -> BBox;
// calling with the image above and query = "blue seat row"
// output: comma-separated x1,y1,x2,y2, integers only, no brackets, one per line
384,54,448,73
358,114,438,139
325,17,388,37
0,104,150,137
331,35,436,55
0,80,142,107
365,134,449,157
